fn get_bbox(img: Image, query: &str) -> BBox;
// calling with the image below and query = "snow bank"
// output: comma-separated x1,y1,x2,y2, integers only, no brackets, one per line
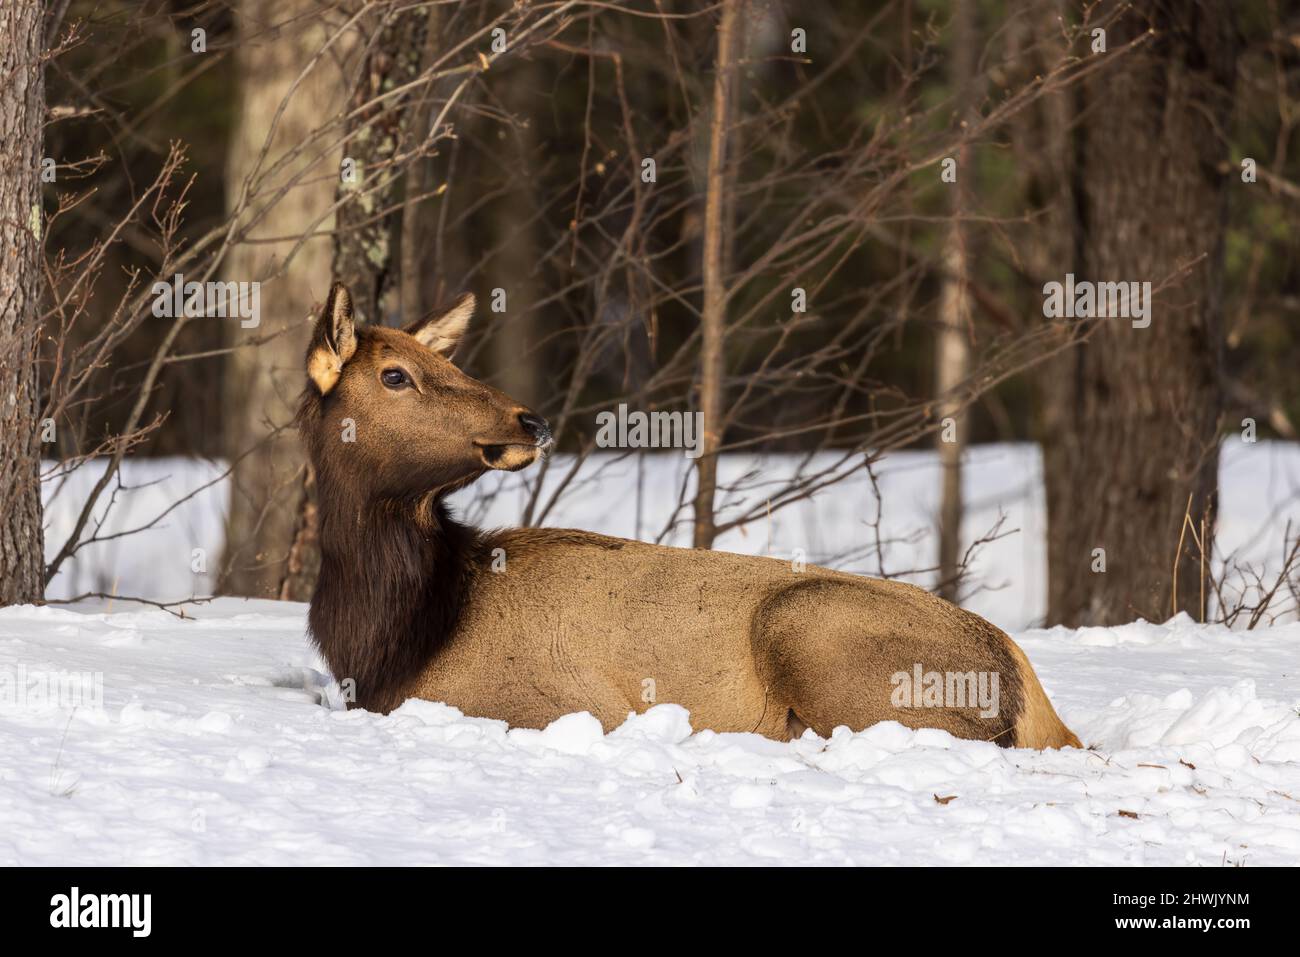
2,601,1297,866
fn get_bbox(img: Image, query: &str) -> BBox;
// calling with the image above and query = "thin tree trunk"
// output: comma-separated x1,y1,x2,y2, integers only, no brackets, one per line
399,6,447,327
0,1,46,607
935,0,976,601
1043,0,1236,625
1012,0,1077,625
489,56,543,408
692,0,743,549
935,229,970,600
278,463,321,602
332,4,430,327
221,0,346,598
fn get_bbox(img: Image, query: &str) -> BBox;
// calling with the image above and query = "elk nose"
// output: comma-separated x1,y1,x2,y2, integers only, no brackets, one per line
518,411,551,445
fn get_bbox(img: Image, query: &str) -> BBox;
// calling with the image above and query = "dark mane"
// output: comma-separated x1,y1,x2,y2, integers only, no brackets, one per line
299,381,486,713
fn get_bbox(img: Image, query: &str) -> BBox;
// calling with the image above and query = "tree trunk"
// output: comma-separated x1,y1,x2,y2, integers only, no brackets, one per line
1042,0,1236,625
221,0,346,598
399,6,448,327
1011,0,1077,624
332,4,430,327
0,1,46,607
935,0,976,601
692,0,743,549
488,57,544,408
278,463,321,602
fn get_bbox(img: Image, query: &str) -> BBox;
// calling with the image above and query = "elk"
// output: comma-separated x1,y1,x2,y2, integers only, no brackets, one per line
299,282,1081,749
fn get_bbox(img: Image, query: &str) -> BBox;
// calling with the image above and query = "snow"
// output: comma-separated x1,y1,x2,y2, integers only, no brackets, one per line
1,600,1298,866
11,441,1299,865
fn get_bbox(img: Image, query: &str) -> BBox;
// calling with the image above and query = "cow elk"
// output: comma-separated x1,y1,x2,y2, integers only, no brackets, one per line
298,282,1080,749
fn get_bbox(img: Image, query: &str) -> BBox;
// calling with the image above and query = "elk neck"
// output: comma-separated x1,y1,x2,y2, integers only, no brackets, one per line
307,461,486,713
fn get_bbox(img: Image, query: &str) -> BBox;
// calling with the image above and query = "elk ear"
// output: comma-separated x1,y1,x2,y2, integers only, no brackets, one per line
308,282,358,395
407,292,474,358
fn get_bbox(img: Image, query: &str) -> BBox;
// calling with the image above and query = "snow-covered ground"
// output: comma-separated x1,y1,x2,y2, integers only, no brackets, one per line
10,441,1299,865
1,600,1297,865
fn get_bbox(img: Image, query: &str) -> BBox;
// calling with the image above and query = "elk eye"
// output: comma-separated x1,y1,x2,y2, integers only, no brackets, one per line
381,368,410,389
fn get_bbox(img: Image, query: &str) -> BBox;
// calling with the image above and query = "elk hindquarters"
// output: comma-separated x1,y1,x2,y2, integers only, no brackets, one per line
749,576,1026,747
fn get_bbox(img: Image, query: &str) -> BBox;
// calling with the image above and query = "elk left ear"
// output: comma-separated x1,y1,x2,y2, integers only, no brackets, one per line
307,282,358,395
407,292,474,358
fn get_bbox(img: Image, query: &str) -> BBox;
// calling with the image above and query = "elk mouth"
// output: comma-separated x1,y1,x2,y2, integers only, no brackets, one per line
475,441,544,472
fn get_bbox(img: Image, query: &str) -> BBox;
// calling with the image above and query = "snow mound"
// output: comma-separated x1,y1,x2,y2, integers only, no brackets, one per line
1,601,1298,865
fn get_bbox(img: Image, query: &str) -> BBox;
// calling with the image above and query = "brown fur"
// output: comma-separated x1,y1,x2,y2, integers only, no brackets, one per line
300,282,1081,750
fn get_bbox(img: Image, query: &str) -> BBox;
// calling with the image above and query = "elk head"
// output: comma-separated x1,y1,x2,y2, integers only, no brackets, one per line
299,282,550,503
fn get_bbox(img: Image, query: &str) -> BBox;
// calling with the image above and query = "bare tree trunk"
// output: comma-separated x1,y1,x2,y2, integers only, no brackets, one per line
332,4,430,327
1011,0,1078,625
692,0,743,549
935,0,976,601
221,0,346,598
399,6,447,327
489,57,543,408
278,463,322,603
1043,0,1236,625
0,1,46,607
934,234,970,600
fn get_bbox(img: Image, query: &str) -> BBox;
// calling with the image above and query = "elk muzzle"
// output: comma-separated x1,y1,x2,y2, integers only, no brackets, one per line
475,411,552,471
